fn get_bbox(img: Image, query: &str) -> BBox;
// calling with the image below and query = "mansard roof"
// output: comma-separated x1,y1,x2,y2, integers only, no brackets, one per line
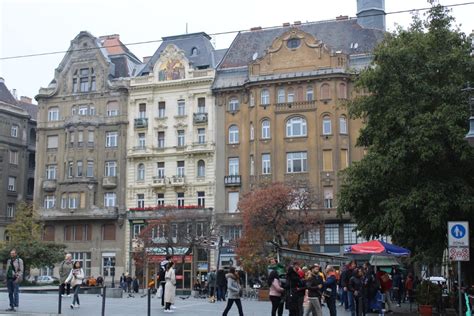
0,80,17,105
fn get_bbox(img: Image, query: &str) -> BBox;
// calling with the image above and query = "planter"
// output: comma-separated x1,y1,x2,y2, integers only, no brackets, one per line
258,289,270,301
418,304,433,316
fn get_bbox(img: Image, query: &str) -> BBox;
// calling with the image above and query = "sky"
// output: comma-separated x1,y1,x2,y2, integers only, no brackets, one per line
0,0,473,101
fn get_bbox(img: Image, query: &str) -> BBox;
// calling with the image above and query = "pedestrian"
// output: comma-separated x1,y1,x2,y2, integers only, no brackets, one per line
268,269,285,316
164,261,176,313
120,273,126,291
133,276,139,293
322,265,338,316
341,260,356,312
59,253,73,297
216,269,227,301
222,267,244,316
391,267,402,307
160,255,171,307
404,273,414,305
65,261,84,309
208,267,217,301
126,274,133,293
348,268,365,316
286,265,305,316
305,264,324,316
5,248,23,312
96,275,104,287
362,263,379,313
376,268,393,312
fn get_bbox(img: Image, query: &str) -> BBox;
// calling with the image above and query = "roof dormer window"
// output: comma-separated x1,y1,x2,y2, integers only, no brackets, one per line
191,47,198,56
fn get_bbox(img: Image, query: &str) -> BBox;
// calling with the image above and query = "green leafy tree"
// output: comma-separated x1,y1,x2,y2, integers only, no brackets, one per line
1,202,66,276
339,5,474,264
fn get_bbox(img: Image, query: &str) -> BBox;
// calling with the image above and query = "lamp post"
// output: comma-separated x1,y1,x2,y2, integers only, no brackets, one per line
463,83,474,147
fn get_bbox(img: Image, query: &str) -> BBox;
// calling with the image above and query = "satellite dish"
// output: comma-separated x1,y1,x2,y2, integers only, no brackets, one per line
252,52,258,60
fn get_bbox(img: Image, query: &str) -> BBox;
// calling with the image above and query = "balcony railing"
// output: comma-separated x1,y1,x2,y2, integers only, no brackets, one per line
224,175,241,186
42,180,57,192
193,112,208,124
171,176,186,186
134,118,148,128
152,176,166,187
102,176,118,189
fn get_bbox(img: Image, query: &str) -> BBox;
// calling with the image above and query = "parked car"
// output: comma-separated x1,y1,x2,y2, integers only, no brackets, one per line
36,275,58,285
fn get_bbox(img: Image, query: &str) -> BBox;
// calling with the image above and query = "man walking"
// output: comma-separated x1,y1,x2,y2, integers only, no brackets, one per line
159,255,171,307
6,249,23,312
59,253,74,297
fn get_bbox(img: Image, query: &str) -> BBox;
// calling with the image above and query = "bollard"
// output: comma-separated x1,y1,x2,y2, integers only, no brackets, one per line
101,286,107,316
58,284,62,314
147,288,151,316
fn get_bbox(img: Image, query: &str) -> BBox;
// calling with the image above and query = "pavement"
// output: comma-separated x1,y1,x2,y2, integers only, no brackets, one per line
0,291,425,316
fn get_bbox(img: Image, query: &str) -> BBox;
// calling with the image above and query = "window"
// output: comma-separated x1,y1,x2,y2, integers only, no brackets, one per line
156,162,165,178
138,103,146,118
86,161,94,177
102,253,116,277
323,150,333,171
191,47,198,56
156,193,165,206
228,97,239,112
262,154,271,174
105,132,118,147
133,224,145,238
177,100,185,116
102,224,116,241
68,193,80,209
105,161,117,177
88,130,94,145
287,88,295,103
260,89,270,105
104,192,116,207
177,192,185,207
72,78,78,93
177,130,185,147
339,116,348,134
306,86,314,101
197,128,205,144
76,160,83,177
323,187,334,208
197,160,205,177
287,152,307,173
228,125,239,144
250,155,255,176
158,102,166,118
7,177,16,191
11,125,18,137
48,107,59,121
78,106,89,116
137,163,145,181
177,161,185,177
277,88,285,103
6,204,15,218
42,225,55,241
67,161,74,178
137,194,145,208
286,117,307,137
9,151,18,165
44,195,56,209
325,224,339,244
138,133,146,149
71,252,91,277
302,227,321,245
197,191,205,207
261,120,270,139
228,192,239,213
338,83,347,99
80,78,89,92
322,116,332,135
249,93,255,107
78,131,83,146
65,225,91,241
197,97,206,113
340,149,349,169
321,83,330,100
47,135,58,149
250,123,254,141
69,131,75,146
60,194,67,209
287,38,301,48
157,131,165,148
222,225,242,241
343,223,358,244
46,165,57,180
106,101,119,117
228,158,239,176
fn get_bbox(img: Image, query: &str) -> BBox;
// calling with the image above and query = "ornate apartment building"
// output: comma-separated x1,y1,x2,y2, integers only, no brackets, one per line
213,1,386,260
125,33,226,290
34,32,141,280
0,79,37,238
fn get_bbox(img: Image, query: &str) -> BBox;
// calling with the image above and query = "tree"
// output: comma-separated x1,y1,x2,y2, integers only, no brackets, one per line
1,202,66,276
338,5,474,264
236,182,320,273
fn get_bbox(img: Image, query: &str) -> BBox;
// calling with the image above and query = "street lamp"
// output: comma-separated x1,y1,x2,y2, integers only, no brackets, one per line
463,83,474,147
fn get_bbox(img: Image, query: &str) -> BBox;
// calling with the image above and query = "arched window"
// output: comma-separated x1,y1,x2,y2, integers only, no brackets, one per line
137,163,145,181
197,160,206,177
228,97,239,112
286,117,307,137
339,116,348,134
250,123,254,141
191,47,198,56
228,125,239,144
261,119,270,139
338,83,347,99
320,83,330,100
322,115,332,135
260,89,270,105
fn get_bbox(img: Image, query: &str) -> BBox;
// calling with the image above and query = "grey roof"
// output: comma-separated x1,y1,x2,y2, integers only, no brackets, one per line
17,101,38,120
0,80,17,104
139,32,221,75
218,19,385,69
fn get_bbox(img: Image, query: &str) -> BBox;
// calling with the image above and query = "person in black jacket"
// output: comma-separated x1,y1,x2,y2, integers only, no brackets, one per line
216,269,227,301
305,264,324,316
285,266,305,316
348,268,365,316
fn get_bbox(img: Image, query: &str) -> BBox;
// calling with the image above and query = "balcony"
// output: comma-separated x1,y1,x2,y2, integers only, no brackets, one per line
42,180,57,192
65,115,102,127
134,118,148,129
274,100,317,113
170,176,186,186
102,176,118,189
193,112,208,124
151,176,166,187
224,175,241,186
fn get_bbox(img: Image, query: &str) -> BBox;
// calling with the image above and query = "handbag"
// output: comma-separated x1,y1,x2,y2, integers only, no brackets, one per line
322,287,332,298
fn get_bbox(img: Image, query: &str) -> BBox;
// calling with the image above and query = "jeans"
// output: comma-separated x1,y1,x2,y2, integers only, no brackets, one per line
222,298,243,316
60,283,71,295
347,291,355,315
270,295,284,316
341,289,349,309
72,285,80,306
217,286,226,301
7,278,19,308
326,296,337,316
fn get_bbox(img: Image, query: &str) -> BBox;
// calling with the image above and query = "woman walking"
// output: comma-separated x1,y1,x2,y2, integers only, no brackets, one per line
222,267,244,316
164,261,176,313
268,270,285,316
65,261,84,309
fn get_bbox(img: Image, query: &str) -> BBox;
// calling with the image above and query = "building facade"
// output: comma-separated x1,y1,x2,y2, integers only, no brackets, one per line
34,32,141,281
0,79,37,238
125,33,226,291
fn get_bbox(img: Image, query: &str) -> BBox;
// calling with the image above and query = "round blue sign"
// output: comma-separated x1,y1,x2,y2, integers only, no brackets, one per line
451,225,466,239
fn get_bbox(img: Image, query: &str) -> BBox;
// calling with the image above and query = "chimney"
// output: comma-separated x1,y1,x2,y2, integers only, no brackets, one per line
282,22,290,27
12,89,17,100
336,15,349,21
143,56,152,63
293,21,301,26
20,96,32,104
250,26,262,31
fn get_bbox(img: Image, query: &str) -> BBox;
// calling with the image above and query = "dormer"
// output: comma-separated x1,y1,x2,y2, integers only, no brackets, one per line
153,44,190,82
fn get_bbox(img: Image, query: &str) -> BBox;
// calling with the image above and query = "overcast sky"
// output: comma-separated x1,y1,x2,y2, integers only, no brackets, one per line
1,0,473,101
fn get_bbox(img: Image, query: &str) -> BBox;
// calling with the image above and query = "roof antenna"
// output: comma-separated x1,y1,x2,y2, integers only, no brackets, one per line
186,22,188,34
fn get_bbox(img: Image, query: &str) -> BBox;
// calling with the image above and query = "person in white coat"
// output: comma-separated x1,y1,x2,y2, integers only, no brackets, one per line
164,261,176,313
65,261,84,309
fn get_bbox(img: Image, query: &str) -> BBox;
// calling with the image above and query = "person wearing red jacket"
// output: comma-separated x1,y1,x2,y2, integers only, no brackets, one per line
376,269,393,312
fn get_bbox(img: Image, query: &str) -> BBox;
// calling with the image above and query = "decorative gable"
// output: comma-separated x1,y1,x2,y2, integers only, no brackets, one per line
153,44,190,82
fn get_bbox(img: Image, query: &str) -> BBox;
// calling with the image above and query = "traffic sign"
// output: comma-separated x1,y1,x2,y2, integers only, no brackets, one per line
449,247,470,261
448,221,469,247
